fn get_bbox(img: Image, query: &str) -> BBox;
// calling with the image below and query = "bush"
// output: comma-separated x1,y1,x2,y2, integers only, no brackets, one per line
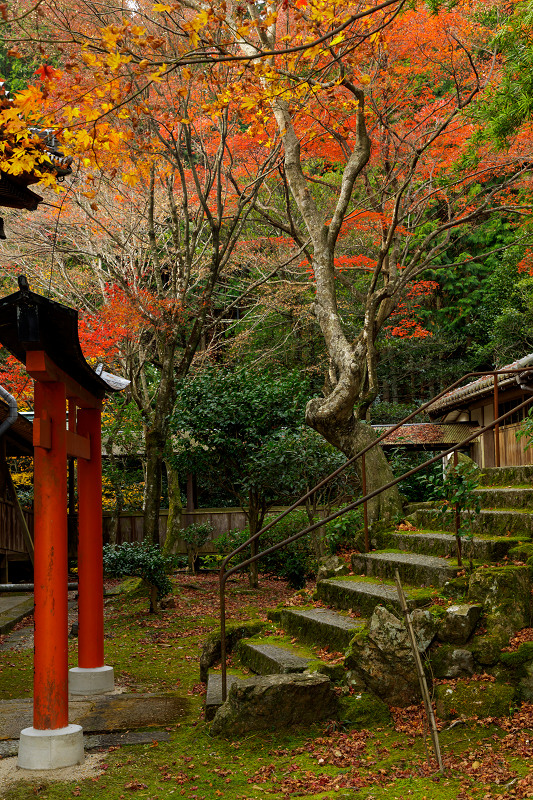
214,509,316,589
324,509,364,555
103,542,175,612
181,521,214,574
389,448,444,503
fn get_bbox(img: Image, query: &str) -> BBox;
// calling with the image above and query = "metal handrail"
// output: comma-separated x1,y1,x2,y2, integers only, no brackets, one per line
218,367,533,699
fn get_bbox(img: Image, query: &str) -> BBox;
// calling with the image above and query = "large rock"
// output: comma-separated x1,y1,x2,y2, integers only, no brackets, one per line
199,621,265,683
468,566,531,635
435,679,516,720
438,604,482,644
317,556,350,581
210,673,338,737
500,643,533,701
429,644,475,679
344,606,432,707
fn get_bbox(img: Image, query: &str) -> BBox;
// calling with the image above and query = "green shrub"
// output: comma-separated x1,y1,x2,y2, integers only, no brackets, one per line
103,542,175,612
214,509,315,589
181,521,214,574
324,509,363,555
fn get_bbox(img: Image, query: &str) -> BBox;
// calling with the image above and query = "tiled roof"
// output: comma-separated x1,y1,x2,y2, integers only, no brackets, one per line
373,422,479,447
428,353,533,417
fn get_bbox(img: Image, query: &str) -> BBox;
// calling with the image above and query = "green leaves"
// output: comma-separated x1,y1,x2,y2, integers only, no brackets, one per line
103,542,175,609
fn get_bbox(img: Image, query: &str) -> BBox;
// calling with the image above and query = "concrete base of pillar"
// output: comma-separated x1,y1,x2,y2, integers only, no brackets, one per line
69,665,114,695
18,724,84,770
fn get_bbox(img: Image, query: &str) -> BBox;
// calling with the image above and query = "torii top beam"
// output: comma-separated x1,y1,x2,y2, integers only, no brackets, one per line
0,276,128,407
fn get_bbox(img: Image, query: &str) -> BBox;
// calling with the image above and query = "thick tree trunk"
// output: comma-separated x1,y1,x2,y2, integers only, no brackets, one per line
144,427,165,545
162,460,183,558
141,342,177,546
306,402,401,523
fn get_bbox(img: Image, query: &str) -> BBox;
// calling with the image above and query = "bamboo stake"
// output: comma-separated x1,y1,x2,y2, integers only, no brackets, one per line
394,570,444,773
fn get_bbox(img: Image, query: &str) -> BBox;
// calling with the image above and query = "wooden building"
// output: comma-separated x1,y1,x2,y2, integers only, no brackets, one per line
428,354,533,468
0,402,34,581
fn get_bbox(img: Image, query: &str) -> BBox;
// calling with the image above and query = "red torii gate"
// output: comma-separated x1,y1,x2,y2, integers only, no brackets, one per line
0,277,128,769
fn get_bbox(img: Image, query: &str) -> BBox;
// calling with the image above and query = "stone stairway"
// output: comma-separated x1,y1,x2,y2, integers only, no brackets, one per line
205,465,533,726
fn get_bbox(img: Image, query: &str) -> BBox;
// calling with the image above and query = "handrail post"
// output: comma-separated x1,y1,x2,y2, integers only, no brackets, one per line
453,449,462,567
493,374,500,468
362,452,369,552
219,569,228,702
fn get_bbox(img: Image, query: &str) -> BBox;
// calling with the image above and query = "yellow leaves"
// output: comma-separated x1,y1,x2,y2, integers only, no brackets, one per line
64,105,81,123
152,2,172,11
33,171,59,190
122,171,140,187
13,86,43,114
82,52,99,67
106,52,132,71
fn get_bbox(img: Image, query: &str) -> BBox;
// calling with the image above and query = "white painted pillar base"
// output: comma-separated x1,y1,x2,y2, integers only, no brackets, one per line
18,724,84,770
69,665,114,695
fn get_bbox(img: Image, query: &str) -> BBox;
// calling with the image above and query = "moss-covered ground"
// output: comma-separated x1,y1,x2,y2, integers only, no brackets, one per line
2,573,533,800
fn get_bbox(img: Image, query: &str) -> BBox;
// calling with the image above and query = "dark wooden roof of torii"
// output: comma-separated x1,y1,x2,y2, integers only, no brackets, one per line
0,277,128,400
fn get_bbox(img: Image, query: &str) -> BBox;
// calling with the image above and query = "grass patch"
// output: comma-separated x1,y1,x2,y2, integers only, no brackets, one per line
2,573,533,800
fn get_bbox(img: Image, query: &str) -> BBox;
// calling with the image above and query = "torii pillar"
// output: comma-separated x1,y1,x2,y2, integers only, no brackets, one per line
0,279,128,769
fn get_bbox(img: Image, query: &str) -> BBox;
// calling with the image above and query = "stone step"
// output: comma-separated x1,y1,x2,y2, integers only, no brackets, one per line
479,466,533,486
315,577,432,616
237,641,313,675
390,531,521,561
351,551,459,588
280,607,364,652
205,674,243,721
411,507,533,537
474,486,533,509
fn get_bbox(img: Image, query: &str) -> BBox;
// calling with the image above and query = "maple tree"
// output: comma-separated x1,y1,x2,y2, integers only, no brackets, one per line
0,0,532,528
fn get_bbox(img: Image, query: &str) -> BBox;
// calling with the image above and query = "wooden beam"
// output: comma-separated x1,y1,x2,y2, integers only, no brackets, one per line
26,351,102,409
33,417,51,449
66,430,91,460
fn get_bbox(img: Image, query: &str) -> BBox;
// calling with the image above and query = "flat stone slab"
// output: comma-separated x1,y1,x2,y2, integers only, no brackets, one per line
317,578,410,615
281,607,364,651
0,730,171,758
480,466,533,486
351,551,459,588
391,531,518,561
474,486,533,509
0,595,33,635
238,642,312,675
413,507,533,536
205,674,244,721
0,693,190,740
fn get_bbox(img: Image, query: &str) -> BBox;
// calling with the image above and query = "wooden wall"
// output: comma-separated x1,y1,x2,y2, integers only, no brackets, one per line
103,507,253,551
0,499,34,557
470,423,533,468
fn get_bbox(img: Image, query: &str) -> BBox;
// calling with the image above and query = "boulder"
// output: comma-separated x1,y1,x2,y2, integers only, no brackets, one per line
317,556,350,581
344,606,430,707
468,566,531,635
410,608,438,651
438,603,482,644
500,643,533,701
469,629,510,666
199,621,265,683
429,644,474,679
435,679,516,720
210,673,338,737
